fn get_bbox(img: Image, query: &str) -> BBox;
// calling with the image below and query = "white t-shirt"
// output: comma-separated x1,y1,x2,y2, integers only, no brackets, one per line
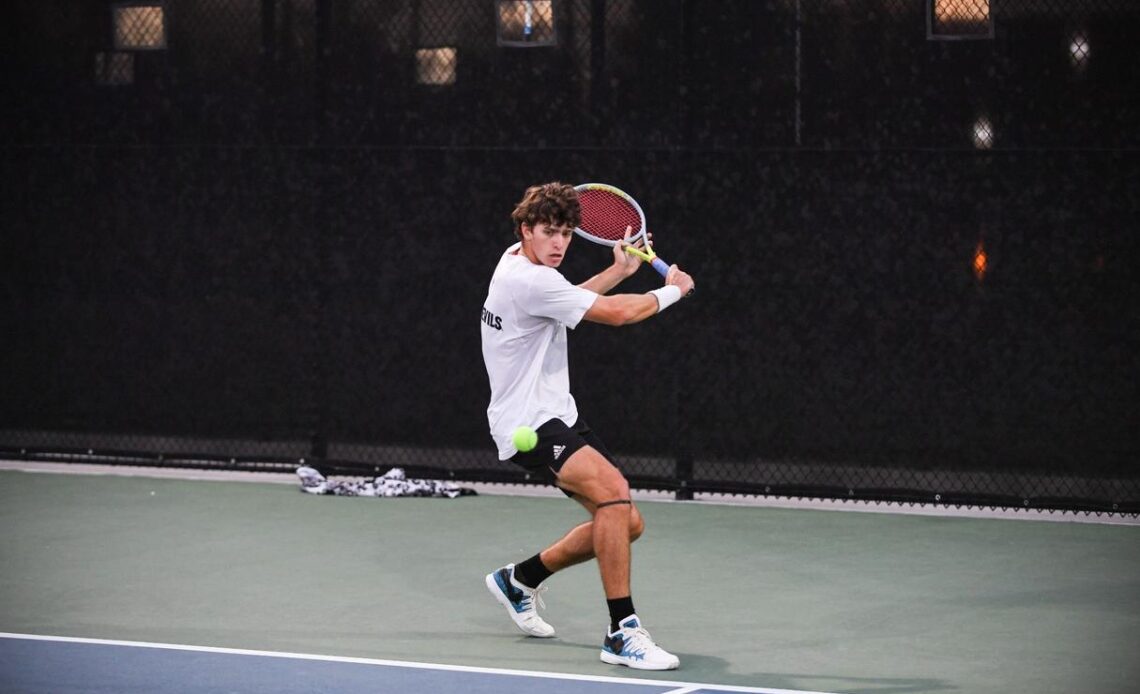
481,243,599,459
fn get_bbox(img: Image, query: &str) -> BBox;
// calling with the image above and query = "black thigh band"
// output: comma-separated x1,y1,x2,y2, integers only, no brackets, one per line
596,499,632,509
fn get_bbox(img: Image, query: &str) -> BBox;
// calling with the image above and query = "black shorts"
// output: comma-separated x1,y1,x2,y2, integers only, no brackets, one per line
510,417,616,494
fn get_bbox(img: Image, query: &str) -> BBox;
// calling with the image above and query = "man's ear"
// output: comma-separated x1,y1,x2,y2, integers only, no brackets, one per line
520,224,533,240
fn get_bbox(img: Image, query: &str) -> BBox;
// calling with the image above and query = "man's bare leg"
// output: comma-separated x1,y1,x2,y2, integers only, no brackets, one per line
553,446,635,599
486,465,643,639
539,500,644,573
551,445,680,670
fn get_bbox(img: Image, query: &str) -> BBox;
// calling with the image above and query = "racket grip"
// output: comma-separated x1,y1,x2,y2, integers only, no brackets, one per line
650,256,695,297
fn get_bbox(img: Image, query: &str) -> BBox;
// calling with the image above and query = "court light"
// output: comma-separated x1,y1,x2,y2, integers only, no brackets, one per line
113,3,166,50
927,0,993,40
496,0,557,47
415,47,457,86
972,115,994,150
1069,31,1090,71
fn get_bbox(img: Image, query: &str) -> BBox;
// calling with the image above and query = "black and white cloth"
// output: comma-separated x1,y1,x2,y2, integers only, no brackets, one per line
296,465,476,499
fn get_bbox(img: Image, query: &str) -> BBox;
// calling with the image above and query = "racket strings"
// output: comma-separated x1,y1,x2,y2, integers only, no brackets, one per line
577,189,642,241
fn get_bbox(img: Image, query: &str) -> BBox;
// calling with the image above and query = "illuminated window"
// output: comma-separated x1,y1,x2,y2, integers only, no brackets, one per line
497,0,556,47
114,4,166,50
927,0,992,40
416,48,457,86
95,52,134,86
1069,31,1090,71
934,0,989,22
972,116,994,150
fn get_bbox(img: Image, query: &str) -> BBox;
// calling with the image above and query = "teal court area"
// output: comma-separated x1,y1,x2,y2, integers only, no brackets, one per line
1,468,1138,694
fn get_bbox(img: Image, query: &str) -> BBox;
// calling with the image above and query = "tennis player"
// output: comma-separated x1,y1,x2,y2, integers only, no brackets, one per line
481,182,693,670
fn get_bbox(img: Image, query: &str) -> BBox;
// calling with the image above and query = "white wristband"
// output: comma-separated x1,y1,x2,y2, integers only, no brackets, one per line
649,285,683,313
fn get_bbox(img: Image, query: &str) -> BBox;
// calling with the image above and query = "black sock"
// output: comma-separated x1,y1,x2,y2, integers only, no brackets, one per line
512,554,554,589
607,596,636,633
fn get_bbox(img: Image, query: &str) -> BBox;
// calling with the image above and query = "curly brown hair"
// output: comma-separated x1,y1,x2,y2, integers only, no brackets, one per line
510,182,581,239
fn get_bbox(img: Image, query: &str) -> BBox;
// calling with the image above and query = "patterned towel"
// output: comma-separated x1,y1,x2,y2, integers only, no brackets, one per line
296,465,476,499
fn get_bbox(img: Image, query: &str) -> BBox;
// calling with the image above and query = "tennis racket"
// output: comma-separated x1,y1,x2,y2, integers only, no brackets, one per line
573,183,678,280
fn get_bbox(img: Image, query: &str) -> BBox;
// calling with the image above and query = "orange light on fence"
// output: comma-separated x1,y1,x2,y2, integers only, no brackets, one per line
973,241,988,282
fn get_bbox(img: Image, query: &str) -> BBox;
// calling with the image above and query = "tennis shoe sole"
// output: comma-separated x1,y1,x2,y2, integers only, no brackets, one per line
600,648,680,670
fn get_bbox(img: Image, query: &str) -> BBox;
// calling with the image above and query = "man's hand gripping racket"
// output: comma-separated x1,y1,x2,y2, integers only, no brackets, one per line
574,183,694,296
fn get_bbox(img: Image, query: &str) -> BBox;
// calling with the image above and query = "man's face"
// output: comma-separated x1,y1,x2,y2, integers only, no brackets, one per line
523,222,574,267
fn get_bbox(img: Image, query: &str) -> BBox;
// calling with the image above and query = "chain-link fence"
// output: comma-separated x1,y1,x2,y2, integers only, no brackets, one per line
10,0,1139,149
3,1,1138,513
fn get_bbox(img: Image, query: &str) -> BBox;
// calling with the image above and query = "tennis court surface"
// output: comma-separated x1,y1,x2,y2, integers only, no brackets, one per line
2,467,1138,694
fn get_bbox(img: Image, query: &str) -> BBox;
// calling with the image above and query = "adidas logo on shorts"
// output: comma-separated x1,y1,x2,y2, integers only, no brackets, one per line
552,445,566,460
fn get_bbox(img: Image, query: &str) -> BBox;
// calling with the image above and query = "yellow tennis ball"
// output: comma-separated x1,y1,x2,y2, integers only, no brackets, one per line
512,426,538,453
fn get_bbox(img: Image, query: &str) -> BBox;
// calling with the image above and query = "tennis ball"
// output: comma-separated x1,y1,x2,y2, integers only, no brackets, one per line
512,426,538,453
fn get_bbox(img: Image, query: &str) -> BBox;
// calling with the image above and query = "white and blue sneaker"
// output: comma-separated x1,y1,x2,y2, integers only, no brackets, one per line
484,564,555,638
600,615,679,670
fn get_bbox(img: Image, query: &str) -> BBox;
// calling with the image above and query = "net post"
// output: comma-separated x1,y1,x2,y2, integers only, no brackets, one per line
310,430,328,462
675,454,694,500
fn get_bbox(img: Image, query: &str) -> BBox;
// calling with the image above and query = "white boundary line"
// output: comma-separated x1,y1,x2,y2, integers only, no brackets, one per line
0,632,837,694
0,460,299,485
691,491,1140,526
2,460,1136,526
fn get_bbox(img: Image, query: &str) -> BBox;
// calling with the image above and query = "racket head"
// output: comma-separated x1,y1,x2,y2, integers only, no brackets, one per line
573,183,649,248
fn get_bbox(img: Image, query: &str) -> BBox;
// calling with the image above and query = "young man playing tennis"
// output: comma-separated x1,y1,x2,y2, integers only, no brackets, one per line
481,182,694,670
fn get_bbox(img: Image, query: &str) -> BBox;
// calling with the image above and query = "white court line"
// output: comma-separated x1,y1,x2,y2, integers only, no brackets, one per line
693,491,1140,526
0,632,839,694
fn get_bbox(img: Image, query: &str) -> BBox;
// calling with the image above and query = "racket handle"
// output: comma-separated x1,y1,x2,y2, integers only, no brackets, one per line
650,256,695,297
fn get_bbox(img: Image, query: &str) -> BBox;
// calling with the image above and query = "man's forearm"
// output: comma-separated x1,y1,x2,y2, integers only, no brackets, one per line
578,265,627,295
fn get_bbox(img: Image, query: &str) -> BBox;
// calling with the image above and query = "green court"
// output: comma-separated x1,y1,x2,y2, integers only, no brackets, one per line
2,468,1138,694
